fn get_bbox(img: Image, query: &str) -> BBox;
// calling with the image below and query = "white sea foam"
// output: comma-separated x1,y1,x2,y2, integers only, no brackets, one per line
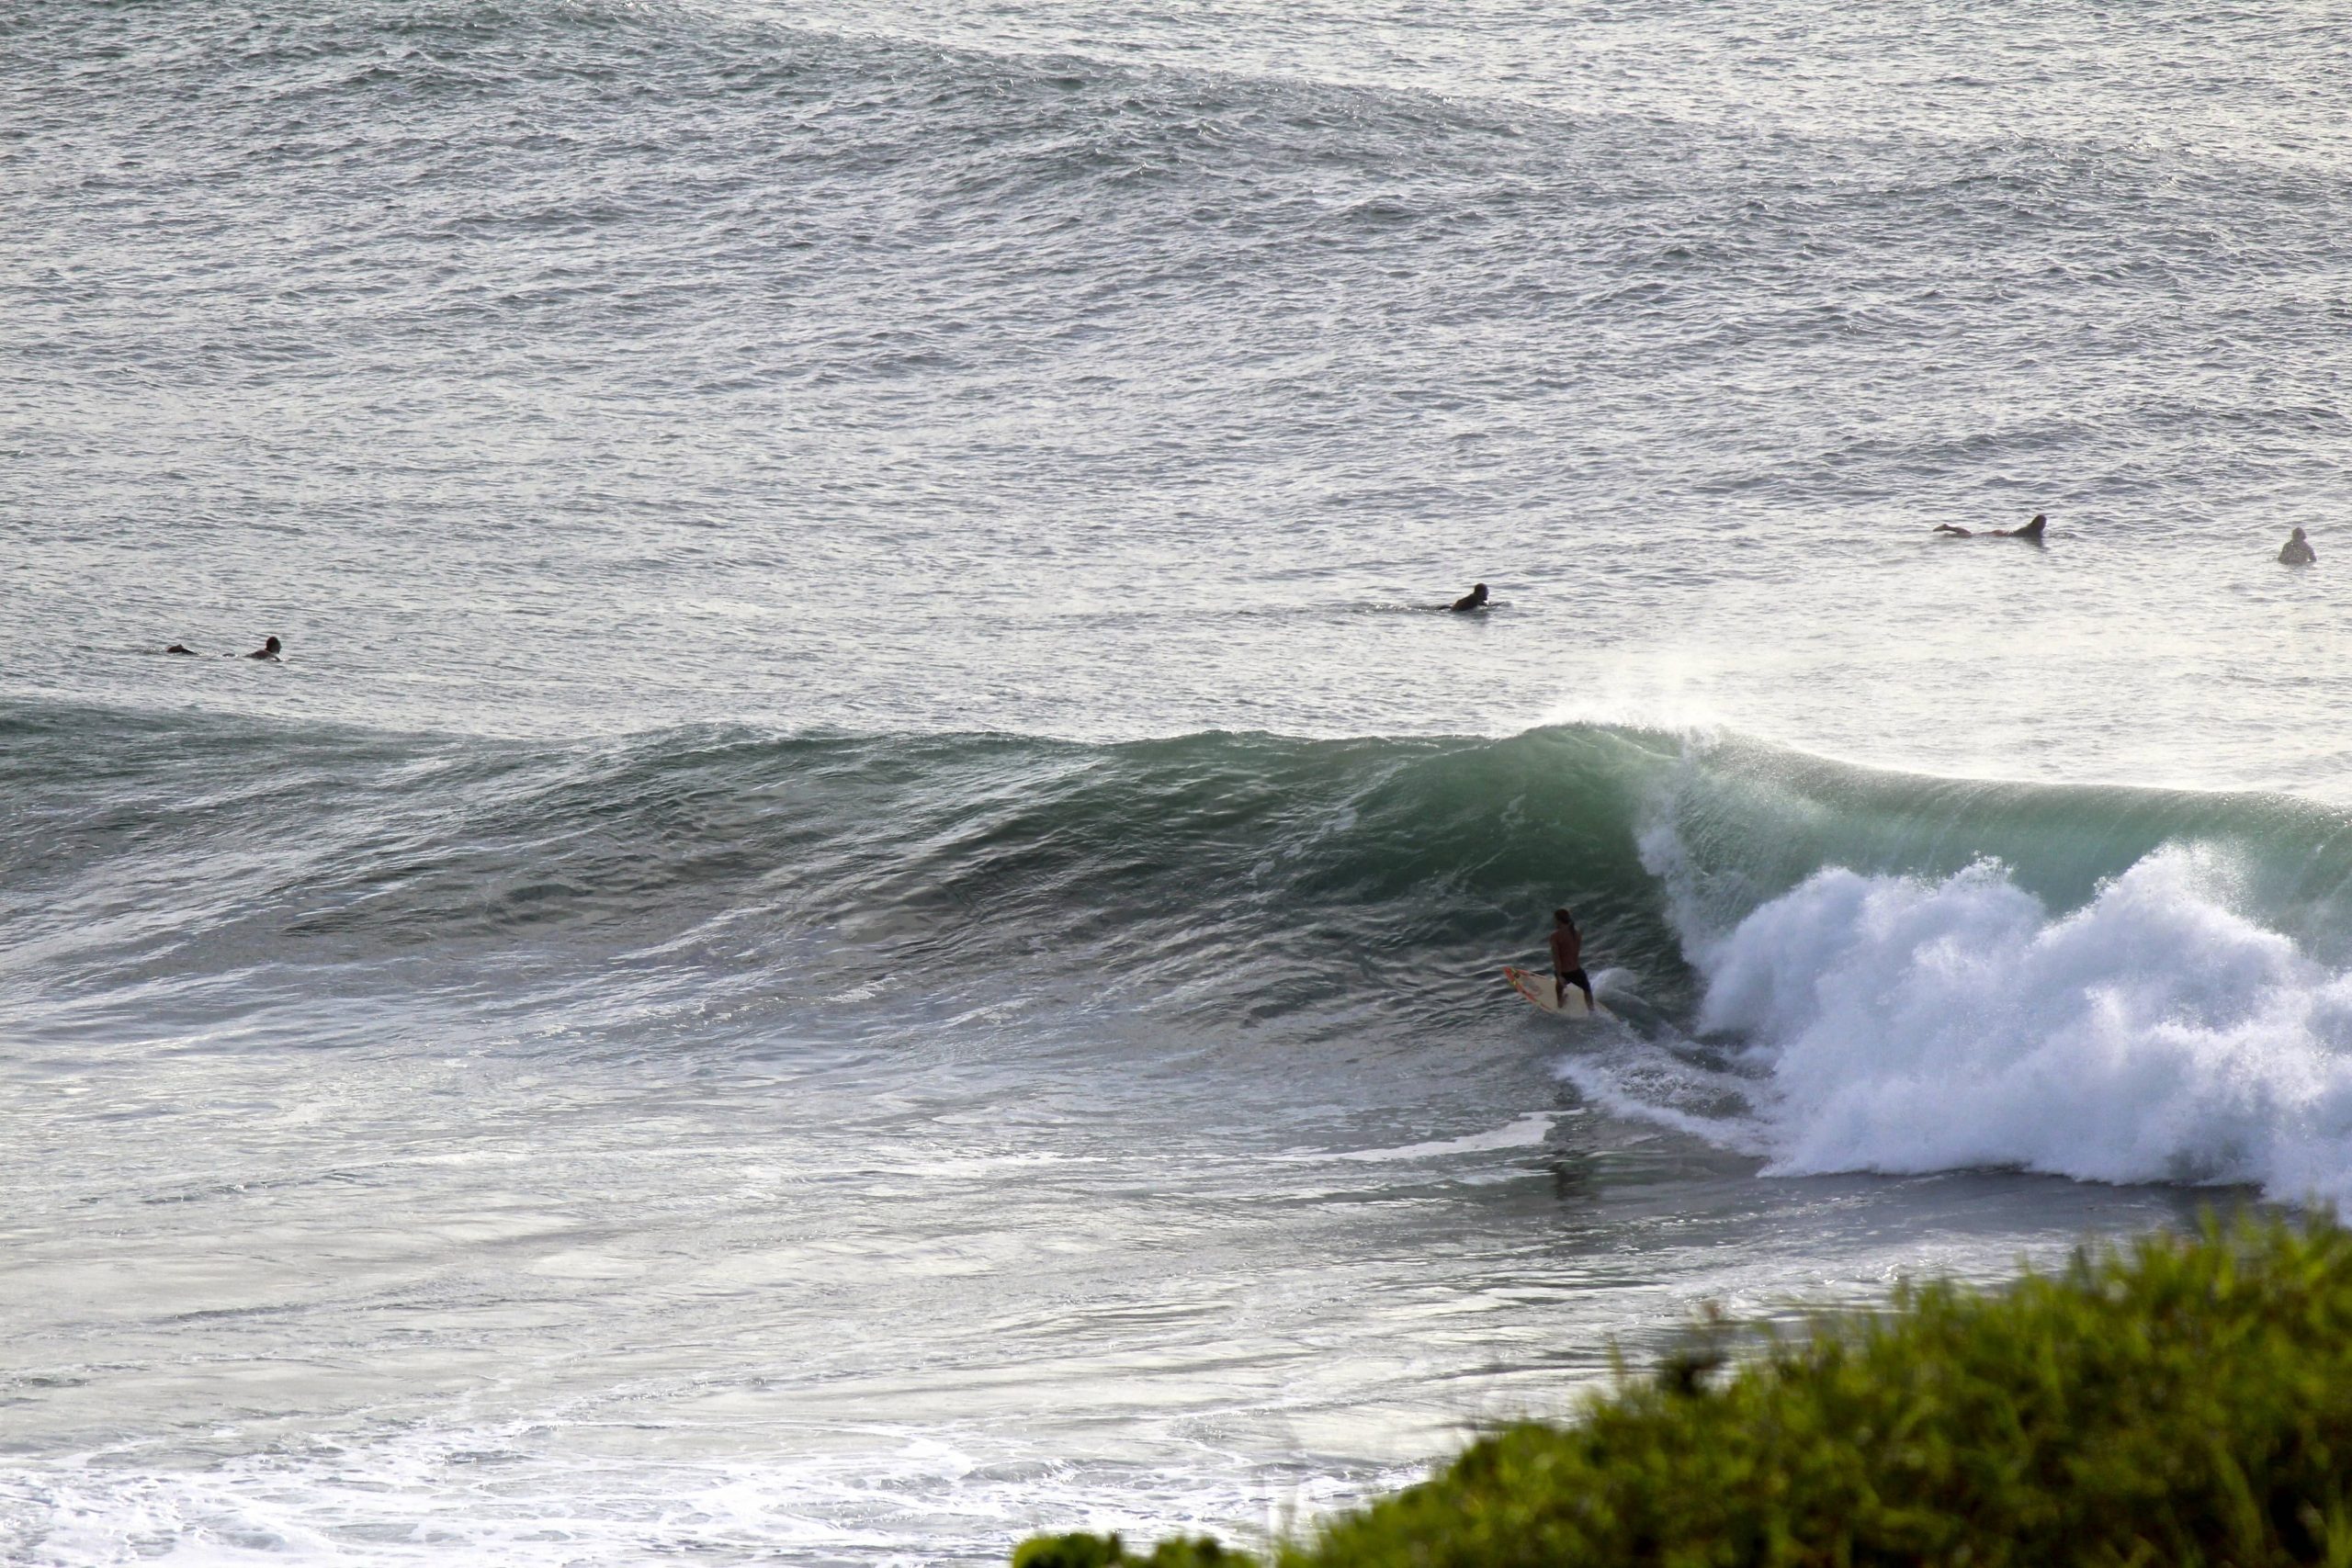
1,1418,1387,1568
1273,1111,1559,1164
1632,843,2352,1203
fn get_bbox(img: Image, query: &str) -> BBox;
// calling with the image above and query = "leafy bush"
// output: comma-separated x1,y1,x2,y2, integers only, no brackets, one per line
1013,1532,1248,1568
1013,1214,2352,1567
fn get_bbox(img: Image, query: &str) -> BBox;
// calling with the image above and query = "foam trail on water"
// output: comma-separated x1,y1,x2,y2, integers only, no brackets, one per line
1678,846,2352,1203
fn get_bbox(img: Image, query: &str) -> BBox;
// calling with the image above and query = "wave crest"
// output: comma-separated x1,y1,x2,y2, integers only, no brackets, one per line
1638,845,2352,1203
19,695,2352,1203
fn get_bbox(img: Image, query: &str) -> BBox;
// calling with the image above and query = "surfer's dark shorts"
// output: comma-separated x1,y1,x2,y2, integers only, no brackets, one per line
1560,968,1590,991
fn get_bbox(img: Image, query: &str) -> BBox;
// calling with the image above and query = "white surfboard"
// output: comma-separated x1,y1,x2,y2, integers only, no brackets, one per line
1503,965,1608,1020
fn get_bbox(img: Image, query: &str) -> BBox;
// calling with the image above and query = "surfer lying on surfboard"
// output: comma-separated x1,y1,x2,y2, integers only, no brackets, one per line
1933,513,2046,542
1550,908,1595,1012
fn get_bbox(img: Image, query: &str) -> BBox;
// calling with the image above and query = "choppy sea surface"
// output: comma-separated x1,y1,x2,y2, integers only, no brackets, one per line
6,1,2350,1562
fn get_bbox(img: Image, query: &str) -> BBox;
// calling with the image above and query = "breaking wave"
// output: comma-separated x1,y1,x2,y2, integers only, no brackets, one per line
1655,846,2352,1203
13,697,2352,1198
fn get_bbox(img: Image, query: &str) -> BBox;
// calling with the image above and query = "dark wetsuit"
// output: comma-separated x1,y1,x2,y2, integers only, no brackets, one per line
1550,925,1594,1010
1936,515,2045,541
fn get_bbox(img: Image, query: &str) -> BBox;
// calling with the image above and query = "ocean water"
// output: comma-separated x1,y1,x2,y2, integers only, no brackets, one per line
5,0,2350,1562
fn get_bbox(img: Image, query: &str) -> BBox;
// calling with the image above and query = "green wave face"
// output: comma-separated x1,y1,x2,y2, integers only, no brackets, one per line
10,700,2352,1034
17,700,2352,1197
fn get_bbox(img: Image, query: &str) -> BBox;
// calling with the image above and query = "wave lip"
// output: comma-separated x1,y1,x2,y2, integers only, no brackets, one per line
1699,847,2352,1204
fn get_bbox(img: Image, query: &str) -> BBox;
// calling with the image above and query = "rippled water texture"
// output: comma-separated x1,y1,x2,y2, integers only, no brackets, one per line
7,0,2349,778
4,1,2348,1562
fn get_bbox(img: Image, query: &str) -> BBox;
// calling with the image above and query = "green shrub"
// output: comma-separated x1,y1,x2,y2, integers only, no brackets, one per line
1013,1531,1248,1568
1013,1214,2352,1567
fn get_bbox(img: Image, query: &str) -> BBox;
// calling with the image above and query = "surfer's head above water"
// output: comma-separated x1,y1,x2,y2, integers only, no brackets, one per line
246,636,282,660
1449,583,1488,612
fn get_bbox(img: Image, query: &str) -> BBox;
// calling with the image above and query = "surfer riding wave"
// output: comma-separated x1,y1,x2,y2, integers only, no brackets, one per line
1550,908,1595,1011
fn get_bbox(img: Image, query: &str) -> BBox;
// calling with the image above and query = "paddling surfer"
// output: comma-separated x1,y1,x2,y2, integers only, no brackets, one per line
1934,513,2047,542
1448,582,1489,612
1550,908,1595,1012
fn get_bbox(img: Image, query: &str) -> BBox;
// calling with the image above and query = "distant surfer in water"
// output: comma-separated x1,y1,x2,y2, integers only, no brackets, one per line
2279,527,2316,565
1448,583,1489,612
243,636,283,661
1934,513,2047,542
1550,908,1594,1012
164,643,198,656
